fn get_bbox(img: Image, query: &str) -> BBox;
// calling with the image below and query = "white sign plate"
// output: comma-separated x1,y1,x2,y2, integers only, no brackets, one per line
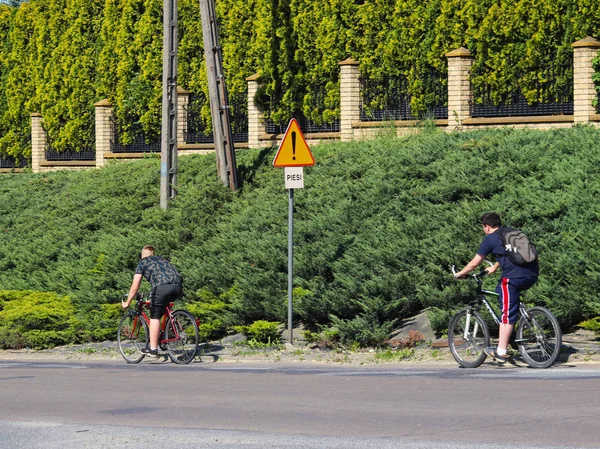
284,166,304,189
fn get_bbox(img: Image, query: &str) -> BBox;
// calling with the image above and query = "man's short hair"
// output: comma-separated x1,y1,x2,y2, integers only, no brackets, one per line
480,212,502,228
141,245,155,255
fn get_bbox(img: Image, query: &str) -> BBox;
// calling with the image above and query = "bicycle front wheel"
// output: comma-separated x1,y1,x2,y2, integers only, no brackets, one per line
163,310,199,365
516,306,562,369
117,312,149,364
448,309,490,368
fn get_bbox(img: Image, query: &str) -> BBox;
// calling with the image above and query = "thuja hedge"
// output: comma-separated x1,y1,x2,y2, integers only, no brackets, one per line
2,127,600,346
0,290,81,349
0,289,120,349
1,0,600,161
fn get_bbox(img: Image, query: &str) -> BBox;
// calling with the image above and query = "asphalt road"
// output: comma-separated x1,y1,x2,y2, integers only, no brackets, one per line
1,359,599,448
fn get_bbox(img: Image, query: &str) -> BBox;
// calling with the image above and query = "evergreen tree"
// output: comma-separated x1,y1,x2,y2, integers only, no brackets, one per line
0,1,36,159
106,0,162,144
0,5,14,156
97,0,121,110
0,0,599,160
42,0,103,152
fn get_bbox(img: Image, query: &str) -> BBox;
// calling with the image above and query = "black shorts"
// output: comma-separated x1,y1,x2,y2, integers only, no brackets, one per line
149,284,182,319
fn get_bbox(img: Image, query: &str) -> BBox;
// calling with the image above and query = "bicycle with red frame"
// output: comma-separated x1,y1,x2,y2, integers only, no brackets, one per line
117,292,199,364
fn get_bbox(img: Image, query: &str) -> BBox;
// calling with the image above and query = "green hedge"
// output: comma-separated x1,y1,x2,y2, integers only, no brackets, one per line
0,290,79,349
1,0,600,160
2,127,600,346
0,290,122,348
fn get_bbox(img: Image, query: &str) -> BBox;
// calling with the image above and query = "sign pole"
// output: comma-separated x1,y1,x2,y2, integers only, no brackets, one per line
287,188,294,344
273,118,315,346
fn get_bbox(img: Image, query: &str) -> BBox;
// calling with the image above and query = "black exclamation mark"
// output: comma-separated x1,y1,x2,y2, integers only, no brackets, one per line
292,131,296,160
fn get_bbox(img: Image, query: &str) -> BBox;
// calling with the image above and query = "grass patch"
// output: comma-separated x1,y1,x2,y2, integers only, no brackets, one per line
374,348,416,362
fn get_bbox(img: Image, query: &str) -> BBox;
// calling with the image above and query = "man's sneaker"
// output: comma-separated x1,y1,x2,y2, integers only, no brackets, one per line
141,347,159,358
484,346,510,364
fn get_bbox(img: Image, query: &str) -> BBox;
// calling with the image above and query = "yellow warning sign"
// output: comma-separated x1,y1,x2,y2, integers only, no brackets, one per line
272,118,315,167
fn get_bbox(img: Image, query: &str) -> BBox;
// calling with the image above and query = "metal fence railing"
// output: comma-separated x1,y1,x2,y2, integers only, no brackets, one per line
184,93,248,144
112,119,160,153
264,85,341,134
0,156,28,169
265,114,340,135
470,97,573,118
45,149,95,161
470,58,573,118
360,73,448,121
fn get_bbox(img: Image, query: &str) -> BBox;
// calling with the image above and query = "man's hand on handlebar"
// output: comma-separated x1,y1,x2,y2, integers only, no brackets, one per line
121,294,132,309
451,265,468,279
484,263,499,275
452,260,496,280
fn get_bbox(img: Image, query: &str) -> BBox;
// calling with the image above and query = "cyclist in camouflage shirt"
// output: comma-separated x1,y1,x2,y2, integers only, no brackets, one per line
122,245,183,357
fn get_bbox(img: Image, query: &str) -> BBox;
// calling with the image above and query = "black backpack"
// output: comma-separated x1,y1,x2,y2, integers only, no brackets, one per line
497,227,538,266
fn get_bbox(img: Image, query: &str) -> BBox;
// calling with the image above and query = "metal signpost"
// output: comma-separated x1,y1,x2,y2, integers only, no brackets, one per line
273,118,315,343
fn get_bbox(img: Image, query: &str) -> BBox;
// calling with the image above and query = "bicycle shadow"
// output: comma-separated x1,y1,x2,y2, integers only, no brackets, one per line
194,343,223,363
143,344,223,365
482,343,580,369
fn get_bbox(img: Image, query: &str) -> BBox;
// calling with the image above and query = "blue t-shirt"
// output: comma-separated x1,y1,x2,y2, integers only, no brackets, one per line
477,231,539,278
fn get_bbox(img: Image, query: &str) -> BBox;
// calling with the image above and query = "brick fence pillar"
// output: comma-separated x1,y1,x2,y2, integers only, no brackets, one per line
246,73,265,148
338,58,360,142
30,113,46,173
177,87,191,144
94,99,113,168
572,36,600,124
446,47,473,130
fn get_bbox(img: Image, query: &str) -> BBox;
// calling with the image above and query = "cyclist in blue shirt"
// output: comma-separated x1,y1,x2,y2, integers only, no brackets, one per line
455,212,539,363
122,245,183,358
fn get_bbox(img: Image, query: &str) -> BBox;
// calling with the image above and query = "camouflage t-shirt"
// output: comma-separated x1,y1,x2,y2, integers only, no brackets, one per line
135,255,182,288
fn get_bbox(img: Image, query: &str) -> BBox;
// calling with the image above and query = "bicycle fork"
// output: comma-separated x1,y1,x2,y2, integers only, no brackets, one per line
464,308,480,341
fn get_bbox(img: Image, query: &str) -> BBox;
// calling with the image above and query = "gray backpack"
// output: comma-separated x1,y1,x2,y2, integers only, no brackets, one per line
497,227,538,265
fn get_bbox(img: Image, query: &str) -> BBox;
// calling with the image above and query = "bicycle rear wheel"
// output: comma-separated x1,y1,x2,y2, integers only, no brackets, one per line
117,312,149,364
448,309,490,368
516,306,562,369
163,310,199,364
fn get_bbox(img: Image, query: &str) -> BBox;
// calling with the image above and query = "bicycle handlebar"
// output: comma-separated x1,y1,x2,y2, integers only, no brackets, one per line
121,292,149,306
452,260,493,281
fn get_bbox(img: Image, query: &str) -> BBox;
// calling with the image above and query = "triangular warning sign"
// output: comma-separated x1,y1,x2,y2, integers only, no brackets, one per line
272,118,315,167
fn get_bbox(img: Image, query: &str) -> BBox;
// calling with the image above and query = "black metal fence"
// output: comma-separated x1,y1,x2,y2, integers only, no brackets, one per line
112,119,160,153
264,86,341,134
470,97,573,117
470,60,573,118
265,114,341,135
184,93,249,144
45,149,95,160
0,155,28,168
360,73,448,121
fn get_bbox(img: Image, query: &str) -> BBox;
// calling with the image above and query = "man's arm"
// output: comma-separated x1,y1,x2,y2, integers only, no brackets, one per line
455,254,486,278
122,273,143,308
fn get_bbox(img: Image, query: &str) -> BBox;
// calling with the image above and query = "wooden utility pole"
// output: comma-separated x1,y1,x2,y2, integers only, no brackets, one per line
199,0,239,190
160,0,179,209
